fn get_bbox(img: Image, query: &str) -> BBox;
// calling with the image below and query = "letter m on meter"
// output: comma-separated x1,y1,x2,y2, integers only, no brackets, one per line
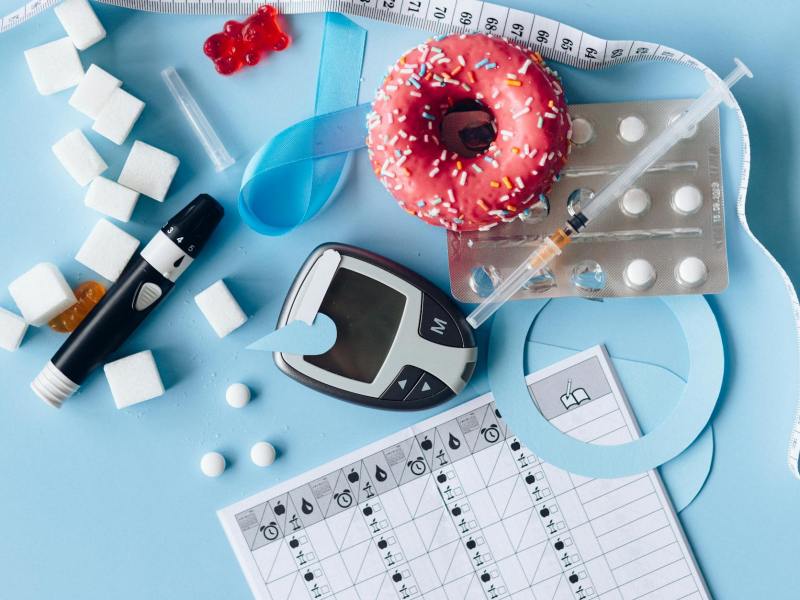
431,317,448,335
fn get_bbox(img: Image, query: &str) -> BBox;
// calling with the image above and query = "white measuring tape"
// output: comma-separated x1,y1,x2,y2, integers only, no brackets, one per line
5,0,800,478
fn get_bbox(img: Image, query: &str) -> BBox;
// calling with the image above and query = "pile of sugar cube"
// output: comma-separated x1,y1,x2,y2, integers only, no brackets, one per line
4,0,250,413
24,0,181,210
23,0,181,278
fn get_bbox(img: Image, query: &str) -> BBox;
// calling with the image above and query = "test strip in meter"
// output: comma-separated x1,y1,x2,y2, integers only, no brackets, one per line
4,0,800,476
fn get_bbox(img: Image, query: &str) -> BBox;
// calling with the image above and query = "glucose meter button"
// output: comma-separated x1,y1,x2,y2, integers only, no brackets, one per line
672,185,703,215
382,365,423,401
406,373,448,403
419,295,463,348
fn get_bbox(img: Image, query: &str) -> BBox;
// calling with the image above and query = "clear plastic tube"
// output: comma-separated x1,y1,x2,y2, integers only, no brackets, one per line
466,58,752,329
161,67,235,172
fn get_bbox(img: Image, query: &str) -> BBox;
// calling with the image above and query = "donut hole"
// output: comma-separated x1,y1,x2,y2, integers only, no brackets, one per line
440,99,497,158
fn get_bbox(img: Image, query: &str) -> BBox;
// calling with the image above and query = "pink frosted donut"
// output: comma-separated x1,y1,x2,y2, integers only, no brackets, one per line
366,33,571,232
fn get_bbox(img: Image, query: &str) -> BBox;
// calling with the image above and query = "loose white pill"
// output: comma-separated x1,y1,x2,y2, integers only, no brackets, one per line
251,442,277,467
671,185,703,215
620,187,651,217
200,452,226,477
570,117,594,145
226,383,251,408
624,259,657,291
618,115,647,143
676,257,708,288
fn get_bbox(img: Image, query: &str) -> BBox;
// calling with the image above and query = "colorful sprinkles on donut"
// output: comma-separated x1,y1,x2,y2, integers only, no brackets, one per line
366,33,572,232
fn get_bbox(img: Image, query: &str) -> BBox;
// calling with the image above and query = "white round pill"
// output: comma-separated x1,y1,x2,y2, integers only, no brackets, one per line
251,441,277,467
200,452,226,477
226,383,251,408
618,115,647,143
624,259,657,291
676,257,708,288
671,185,703,215
620,188,651,217
570,117,594,145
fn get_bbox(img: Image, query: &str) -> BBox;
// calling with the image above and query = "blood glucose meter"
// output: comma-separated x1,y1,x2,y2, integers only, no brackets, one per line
275,244,478,410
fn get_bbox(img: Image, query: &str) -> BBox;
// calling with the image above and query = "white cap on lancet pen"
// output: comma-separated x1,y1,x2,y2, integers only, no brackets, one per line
161,67,235,172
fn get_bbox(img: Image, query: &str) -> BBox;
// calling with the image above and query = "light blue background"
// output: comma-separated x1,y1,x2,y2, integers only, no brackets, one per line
1,1,799,598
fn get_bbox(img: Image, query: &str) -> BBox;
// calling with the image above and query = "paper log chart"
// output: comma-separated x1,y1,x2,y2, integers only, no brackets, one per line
219,346,709,600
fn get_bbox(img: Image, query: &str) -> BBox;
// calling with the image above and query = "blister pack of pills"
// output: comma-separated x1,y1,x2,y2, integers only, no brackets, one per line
447,98,727,301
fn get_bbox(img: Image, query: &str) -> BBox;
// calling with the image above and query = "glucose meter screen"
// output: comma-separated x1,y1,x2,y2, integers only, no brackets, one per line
307,267,406,383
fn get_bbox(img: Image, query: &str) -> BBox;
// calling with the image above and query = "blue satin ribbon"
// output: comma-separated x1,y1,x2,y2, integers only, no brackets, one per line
239,14,369,235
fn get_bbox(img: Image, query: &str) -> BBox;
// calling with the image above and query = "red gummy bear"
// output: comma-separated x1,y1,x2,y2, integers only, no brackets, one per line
203,5,290,76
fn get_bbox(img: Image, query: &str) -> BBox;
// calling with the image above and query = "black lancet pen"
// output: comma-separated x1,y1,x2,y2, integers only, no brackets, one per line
31,194,224,408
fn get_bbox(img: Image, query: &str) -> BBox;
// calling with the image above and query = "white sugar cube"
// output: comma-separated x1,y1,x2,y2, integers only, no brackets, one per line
75,219,140,281
52,129,107,186
54,0,106,50
194,280,247,338
24,37,84,95
118,141,179,202
0,307,28,351
69,65,121,119
8,263,77,326
104,350,165,409
84,176,139,222
92,88,145,145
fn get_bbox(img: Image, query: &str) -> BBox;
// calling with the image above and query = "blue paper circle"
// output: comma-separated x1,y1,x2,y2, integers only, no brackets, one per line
488,296,724,478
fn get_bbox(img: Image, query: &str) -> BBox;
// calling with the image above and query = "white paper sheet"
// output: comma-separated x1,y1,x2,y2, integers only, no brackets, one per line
219,346,710,600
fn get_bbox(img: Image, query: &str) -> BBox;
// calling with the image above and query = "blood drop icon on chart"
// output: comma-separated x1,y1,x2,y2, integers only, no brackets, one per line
301,498,314,514
448,433,461,450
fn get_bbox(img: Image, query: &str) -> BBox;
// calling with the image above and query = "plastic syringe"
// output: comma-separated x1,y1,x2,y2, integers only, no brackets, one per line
466,58,752,329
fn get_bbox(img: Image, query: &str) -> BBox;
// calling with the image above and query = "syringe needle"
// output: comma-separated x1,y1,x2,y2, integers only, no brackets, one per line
466,59,752,329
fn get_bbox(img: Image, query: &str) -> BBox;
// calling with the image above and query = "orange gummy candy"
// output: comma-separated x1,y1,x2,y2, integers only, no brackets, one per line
48,280,106,333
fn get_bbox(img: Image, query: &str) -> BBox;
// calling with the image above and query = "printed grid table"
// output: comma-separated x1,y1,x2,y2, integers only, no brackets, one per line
219,347,709,600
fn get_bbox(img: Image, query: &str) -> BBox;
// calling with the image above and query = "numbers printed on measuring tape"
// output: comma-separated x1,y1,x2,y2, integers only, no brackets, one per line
503,9,533,42
555,23,582,57
477,3,507,35
428,0,456,23
453,0,481,28
529,14,558,50
633,41,659,56
401,0,428,18
604,39,631,62
578,33,606,61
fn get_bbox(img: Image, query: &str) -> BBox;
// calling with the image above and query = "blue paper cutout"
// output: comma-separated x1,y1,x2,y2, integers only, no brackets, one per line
527,341,714,512
661,426,714,512
488,296,723,478
247,314,337,356
238,14,369,236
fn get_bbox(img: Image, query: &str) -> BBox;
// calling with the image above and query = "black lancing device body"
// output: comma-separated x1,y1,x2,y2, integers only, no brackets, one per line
31,194,224,408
